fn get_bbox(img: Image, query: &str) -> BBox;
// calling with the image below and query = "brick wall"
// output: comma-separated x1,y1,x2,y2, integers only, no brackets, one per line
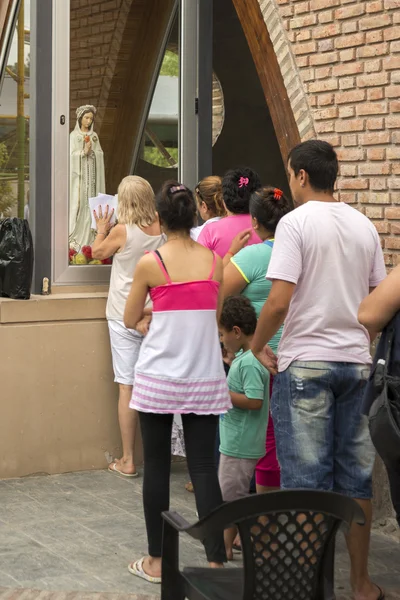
259,0,400,267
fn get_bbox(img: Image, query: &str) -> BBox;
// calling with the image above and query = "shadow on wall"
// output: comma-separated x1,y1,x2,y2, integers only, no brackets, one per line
213,0,290,198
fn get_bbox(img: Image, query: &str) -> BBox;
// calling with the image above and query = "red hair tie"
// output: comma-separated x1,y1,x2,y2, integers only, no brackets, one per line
273,188,283,201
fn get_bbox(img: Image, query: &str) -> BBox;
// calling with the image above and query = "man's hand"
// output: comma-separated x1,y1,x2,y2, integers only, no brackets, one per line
252,345,278,375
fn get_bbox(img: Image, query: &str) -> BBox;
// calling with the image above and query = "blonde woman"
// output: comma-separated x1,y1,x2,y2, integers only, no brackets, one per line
191,176,226,241
92,176,165,477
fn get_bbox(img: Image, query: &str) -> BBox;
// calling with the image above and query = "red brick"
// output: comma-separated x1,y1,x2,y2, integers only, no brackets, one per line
360,162,391,175
340,164,357,176
318,39,335,52
356,101,388,115
383,57,400,71
370,178,389,190
339,106,356,118
308,79,339,93
315,66,332,79
314,107,339,120
360,14,392,30
339,77,356,90
338,178,369,190
391,40,400,52
367,148,386,160
387,115,400,128
392,131,400,143
390,223,400,235
341,134,359,146
318,10,334,23
385,0,400,7
384,26,400,41
332,63,364,76
359,191,390,203
335,90,366,104
387,147,400,160
340,49,356,62
294,41,318,55
368,88,385,100
365,59,382,73
357,73,390,87
310,0,340,9
337,148,364,161
296,30,312,41
385,207,400,219
310,52,339,65
342,22,359,34
335,4,365,19
318,93,335,106
357,43,389,58
366,30,384,44
374,221,390,234
294,1,310,13
366,117,385,129
291,13,317,28
390,178,400,189
315,121,335,133
335,119,365,132
359,132,391,144
385,238,400,250
338,192,357,203
366,0,384,12
296,56,309,67
366,206,384,218
320,134,341,146
335,33,365,48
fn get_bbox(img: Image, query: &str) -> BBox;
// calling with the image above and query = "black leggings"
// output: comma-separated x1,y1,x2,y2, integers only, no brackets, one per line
139,412,227,563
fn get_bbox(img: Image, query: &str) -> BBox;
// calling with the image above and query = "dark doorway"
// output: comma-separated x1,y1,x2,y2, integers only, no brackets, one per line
212,0,290,196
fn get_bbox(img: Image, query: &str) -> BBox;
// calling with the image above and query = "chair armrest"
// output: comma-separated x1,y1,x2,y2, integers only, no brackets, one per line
162,511,192,532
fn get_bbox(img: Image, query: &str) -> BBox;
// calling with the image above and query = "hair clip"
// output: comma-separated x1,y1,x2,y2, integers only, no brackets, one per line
273,188,283,200
238,177,249,188
170,185,186,195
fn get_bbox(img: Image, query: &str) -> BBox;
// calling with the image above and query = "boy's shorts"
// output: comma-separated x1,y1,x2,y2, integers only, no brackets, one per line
219,454,258,502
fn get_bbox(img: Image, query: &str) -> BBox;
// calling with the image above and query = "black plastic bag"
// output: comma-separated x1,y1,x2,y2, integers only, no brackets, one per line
0,218,34,300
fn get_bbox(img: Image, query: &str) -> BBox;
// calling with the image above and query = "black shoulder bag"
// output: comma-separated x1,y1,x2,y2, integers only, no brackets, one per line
369,322,400,465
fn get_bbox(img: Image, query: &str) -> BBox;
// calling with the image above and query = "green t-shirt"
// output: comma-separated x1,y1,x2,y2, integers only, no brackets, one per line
231,243,283,353
220,350,270,459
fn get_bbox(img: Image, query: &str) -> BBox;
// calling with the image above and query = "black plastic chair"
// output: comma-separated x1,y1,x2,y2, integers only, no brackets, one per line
161,490,365,600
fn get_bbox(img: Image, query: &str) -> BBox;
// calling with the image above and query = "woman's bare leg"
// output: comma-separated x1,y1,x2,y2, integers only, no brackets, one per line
115,383,137,474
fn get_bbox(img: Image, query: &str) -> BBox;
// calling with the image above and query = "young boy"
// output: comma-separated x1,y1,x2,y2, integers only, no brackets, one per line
219,295,270,559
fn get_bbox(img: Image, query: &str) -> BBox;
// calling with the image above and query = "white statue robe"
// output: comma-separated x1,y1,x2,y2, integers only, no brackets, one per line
69,122,106,251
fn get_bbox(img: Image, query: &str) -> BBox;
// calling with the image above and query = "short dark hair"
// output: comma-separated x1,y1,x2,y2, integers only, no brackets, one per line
220,296,257,336
250,186,293,233
156,180,197,232
222,167,262,215
288,140,338,193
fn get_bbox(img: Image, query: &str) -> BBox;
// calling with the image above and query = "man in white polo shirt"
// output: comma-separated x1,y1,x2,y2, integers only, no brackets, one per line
252,140,386,600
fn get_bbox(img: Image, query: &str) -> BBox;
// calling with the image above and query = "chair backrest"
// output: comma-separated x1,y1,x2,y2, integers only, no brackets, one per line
182,490,365,600
238,508,337,600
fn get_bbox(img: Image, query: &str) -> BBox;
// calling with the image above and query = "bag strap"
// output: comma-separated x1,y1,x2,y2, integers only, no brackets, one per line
383,323,395,378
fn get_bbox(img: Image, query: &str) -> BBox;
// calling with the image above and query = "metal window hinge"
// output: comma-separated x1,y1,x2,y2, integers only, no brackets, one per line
195,98,199,114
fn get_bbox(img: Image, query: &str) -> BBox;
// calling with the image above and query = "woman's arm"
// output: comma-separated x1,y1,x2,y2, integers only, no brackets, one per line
223,261,247,298
222,229,251,267
124,257,151,330
92,225,125,260
358,266,400,334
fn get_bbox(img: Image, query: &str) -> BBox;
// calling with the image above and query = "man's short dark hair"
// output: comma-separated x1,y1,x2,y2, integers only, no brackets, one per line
288,140,338,193
220,296,257,336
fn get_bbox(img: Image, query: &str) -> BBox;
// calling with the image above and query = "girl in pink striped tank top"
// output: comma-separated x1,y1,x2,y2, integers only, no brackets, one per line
124,181,230,582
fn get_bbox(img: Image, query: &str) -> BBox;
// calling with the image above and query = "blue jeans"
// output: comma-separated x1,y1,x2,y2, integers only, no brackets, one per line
271,361,375,499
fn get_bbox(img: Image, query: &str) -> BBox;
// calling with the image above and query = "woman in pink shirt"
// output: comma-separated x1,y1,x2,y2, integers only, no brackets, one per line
198,167,262,257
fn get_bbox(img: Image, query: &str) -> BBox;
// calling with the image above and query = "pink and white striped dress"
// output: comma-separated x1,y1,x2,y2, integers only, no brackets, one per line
130,251,231,415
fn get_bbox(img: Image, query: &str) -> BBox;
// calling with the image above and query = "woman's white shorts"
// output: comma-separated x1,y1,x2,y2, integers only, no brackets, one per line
108,320,143,385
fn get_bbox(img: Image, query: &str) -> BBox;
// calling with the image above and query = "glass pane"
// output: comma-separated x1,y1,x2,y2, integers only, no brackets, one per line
68,0,176,263
0,0,30,220
135,18,178,190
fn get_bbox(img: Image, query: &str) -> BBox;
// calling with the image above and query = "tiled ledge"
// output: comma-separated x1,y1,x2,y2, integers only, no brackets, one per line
0,293,108,324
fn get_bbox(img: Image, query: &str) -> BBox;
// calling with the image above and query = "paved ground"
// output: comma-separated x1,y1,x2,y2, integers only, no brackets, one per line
0,463,399,599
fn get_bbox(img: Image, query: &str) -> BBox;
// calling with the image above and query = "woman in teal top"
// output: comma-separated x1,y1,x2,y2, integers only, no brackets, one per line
223,186,293,492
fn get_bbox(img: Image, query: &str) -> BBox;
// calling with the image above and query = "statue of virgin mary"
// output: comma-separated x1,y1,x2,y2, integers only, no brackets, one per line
69,105,106,251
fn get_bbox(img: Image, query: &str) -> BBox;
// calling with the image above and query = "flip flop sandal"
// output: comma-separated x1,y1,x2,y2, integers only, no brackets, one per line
108,462,138,478
232,543,242,553
128,557,161,584
375,584,385,599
